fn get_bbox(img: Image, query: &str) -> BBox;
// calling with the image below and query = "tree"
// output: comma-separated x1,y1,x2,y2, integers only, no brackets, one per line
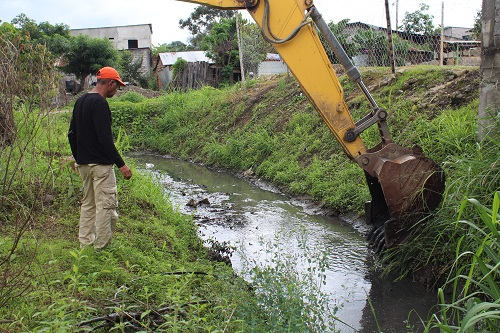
10,13,39,39
392,34,410,66
120,50,143,84
172,57,188,77
240,22,273,77
152,41,192,56
36,21,71,55
353,28,389,66
0,20,60,306
61,34,119,87
201,17,239,83
0,21,59,145
472,10,482,40
351,28,409,67
320,19,356,65
401,3,435,35
179,6,234,48
10,13,71,56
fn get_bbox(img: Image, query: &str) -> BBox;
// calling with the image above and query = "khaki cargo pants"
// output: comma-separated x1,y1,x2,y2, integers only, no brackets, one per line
78,164,118,249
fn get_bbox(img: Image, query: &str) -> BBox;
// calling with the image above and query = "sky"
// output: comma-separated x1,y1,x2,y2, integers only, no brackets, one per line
0,0,482,46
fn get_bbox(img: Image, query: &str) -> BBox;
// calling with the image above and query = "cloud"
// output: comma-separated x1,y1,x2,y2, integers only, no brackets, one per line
0,0,197,45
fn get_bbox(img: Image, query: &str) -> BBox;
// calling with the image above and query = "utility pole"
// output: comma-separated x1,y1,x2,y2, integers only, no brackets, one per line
395,0,399,30
385,0,396,73
478,0,499,141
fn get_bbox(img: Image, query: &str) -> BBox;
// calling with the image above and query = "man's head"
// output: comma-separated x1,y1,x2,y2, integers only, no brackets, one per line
95,67,126,98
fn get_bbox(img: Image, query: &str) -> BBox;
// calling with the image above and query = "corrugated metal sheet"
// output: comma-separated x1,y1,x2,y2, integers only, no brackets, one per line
159,51,214,65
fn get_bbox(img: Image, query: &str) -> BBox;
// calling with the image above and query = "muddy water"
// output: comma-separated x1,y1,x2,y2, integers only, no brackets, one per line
131,153,437,333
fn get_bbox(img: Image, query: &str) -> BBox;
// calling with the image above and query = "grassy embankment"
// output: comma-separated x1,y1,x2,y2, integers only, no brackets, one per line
0,92,338,331
1,65,498,332
108,66,499,331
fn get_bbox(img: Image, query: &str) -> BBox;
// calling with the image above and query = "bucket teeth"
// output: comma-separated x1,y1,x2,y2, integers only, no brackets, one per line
368,224,386,254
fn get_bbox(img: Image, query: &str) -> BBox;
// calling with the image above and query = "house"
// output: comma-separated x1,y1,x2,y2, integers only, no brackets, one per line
155,51,216,90
70,24,153,76
257,53,289,77
442,40,481,65
442,26,475,40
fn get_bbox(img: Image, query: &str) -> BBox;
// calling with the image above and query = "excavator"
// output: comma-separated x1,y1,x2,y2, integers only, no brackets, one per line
175,0,446,252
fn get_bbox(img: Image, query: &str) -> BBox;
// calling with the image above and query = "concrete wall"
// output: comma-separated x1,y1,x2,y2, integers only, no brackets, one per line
70,24,152,51
131,47,152,75
478,0,500,140
70,24,153,74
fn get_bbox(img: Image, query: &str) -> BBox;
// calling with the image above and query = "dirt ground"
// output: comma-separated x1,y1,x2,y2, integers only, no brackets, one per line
55,84,165,108
346,67,480,111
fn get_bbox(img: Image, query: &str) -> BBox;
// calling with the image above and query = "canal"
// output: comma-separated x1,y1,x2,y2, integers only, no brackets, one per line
132,153,437,332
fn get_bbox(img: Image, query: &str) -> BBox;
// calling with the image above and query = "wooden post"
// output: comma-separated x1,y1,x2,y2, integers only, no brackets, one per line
385,0,396,73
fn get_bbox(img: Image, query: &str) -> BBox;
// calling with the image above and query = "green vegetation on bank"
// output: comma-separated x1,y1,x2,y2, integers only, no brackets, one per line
1,65,498,332
0,108,337,332
107,66,499,331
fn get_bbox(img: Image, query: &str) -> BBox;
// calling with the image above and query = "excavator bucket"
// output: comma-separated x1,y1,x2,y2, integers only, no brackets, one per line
361,144,445,252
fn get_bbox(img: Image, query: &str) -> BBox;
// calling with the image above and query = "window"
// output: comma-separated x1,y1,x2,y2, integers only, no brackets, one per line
128,39,138,49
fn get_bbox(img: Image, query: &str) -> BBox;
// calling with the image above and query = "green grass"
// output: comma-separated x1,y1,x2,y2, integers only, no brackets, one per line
0,142,263,332
1,98,355,332
424,191,500,332
2,64,497,332
105,66,498,331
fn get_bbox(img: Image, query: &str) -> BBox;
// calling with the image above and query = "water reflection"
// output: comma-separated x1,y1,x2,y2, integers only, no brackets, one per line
131,153,437,332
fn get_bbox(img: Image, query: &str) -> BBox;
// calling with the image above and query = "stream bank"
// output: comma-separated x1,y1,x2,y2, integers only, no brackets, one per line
131,152,438,333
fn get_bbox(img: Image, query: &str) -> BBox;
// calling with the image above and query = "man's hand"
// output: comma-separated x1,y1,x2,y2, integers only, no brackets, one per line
119,165,132,180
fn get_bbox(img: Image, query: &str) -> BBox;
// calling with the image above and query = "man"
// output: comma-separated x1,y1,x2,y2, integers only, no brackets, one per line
68,66,132,250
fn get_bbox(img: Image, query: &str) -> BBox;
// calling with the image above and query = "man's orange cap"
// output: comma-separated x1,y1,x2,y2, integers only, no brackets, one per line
96,67,126,86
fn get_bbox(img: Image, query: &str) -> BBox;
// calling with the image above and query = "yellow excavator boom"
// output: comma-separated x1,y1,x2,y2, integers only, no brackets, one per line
174,0,445,251
178,0,367,160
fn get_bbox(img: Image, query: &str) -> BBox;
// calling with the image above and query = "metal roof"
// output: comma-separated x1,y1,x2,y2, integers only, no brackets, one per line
158,51,214,65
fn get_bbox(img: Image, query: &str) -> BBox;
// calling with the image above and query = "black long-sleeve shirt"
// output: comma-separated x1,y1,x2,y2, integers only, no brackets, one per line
68,93,125,168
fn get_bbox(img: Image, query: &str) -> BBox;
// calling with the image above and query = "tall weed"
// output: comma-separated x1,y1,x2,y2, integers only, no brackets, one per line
426,191,500,332
0,35,60,308
239,227,349,333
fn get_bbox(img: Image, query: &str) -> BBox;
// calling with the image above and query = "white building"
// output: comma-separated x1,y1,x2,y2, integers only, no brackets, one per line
257,53,288,77
70,24,153,75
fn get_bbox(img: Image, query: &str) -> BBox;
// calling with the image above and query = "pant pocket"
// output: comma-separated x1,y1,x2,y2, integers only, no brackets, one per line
102,186,118,209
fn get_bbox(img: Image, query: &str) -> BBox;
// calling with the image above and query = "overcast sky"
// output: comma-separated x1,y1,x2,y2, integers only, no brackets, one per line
0,0,482,46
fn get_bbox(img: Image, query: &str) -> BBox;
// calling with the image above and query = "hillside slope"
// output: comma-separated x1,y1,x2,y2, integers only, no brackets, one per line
114,66,480,216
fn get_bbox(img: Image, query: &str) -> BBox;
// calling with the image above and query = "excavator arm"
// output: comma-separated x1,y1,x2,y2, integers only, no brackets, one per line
175,0,445,251
178,0,367,159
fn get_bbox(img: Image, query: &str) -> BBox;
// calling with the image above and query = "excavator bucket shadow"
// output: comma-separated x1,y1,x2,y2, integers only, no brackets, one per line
363,145,445,253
